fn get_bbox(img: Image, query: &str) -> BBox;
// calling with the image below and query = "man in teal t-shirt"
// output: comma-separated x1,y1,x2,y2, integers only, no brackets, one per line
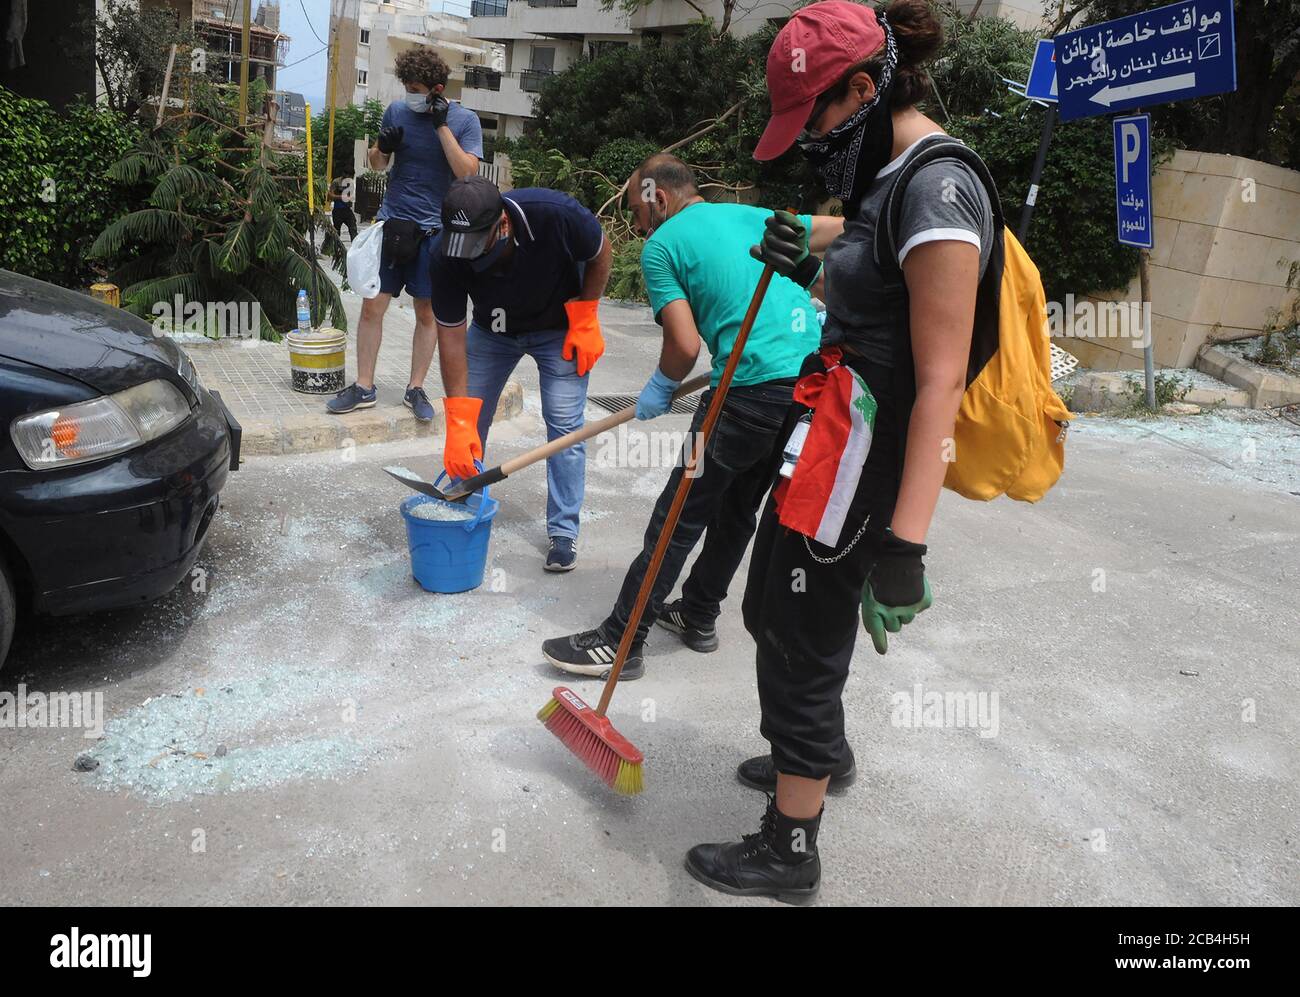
542,153,821,682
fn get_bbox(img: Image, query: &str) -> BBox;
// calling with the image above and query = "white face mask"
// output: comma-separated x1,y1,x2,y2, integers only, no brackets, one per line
405,91,429,113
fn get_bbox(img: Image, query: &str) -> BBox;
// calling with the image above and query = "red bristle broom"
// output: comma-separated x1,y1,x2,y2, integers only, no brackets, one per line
539,264,776,795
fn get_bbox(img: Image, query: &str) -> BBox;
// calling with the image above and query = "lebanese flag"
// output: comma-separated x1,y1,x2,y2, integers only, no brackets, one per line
775,361,876,546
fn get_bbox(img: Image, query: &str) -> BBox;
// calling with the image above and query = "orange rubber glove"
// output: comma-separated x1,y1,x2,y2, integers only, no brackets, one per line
562,299,604,377
442,396,483,481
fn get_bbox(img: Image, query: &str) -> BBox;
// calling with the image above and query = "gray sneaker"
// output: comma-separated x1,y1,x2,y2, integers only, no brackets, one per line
403,384,434,422
327,382,377,414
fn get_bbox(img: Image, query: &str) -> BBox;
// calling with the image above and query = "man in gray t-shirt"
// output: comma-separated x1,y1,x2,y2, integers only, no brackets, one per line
326,47,483,422
821,138,994,367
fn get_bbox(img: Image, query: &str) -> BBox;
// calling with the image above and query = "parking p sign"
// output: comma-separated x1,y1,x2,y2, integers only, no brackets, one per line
1114,114,1153,249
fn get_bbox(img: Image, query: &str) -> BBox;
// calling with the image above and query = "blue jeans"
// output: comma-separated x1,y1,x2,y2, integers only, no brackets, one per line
467,322,588,540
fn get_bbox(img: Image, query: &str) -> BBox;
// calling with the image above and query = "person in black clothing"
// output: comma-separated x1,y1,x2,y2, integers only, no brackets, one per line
541,155,822,682
684,0,999,904
330,172,358,243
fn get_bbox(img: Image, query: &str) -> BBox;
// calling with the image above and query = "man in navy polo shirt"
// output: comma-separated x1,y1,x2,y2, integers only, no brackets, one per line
327,47,482,422
431,176,612,572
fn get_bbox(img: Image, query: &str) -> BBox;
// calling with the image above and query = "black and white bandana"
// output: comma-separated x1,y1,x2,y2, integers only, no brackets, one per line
796,11,899,217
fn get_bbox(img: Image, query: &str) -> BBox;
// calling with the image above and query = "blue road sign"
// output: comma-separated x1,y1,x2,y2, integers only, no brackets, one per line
1054,0,1237,122
1114,114,1153,249
1025,39,1059,102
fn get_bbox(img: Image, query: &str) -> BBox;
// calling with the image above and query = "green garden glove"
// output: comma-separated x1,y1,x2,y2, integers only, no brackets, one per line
749,209,822,289
860,530,933,654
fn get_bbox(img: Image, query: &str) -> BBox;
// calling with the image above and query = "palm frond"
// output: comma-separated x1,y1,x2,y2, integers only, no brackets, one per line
121,273,206,322
108,146,168,185
247,165,280,218
208,280,280,340
241,264,296,329
149,164,223,211
253,213,293,264
107,250,175,289
89,208,187,260
215,218,254,274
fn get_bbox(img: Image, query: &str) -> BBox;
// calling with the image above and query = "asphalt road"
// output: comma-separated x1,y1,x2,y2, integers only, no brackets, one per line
3,304,1298,906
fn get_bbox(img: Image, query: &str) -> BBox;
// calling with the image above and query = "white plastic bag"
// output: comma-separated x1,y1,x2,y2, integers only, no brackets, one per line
346,220,384,299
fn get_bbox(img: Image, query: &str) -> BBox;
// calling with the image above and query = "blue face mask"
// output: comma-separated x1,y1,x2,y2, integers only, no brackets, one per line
405,91,429,113
469,231,510,272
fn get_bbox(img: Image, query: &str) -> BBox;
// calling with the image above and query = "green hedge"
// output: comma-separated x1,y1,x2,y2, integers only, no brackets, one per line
0,87,139,287
947,107,1153,304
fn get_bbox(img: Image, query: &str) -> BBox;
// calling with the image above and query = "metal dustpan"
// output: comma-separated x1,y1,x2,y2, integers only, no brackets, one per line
382,465,466,503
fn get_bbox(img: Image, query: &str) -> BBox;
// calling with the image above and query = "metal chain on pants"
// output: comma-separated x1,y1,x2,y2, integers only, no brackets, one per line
802,517,871,564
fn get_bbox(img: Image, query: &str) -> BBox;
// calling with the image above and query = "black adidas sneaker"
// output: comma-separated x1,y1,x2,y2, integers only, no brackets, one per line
656,599,719,652
542,628,644,681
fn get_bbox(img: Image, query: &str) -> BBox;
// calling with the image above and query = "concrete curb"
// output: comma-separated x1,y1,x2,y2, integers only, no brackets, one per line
1196,346,1300,408
1069,370,1250,413
240,381,524,457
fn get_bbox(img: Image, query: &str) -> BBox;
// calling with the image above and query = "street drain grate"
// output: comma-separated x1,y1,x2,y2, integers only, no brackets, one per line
588,394,698,416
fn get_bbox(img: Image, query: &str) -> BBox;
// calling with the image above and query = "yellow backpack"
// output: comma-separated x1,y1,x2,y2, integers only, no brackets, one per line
876,137,1072,503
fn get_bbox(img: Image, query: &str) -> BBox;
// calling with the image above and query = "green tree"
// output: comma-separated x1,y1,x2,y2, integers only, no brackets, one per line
510,24,817,210
310,99,385,180
92,0,199,120
89,78,344,338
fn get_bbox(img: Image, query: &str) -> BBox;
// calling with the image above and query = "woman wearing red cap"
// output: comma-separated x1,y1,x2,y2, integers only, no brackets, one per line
687,0,1001,902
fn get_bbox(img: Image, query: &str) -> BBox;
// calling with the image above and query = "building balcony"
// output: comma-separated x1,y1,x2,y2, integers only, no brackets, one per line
461,70,547,119
469,0,631,41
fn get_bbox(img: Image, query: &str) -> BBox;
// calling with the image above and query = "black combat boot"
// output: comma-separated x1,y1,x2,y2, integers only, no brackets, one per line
685,796,822,905
736,749,857,794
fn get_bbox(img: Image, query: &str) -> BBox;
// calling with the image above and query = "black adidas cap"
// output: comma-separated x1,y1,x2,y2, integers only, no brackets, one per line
442,176,504,259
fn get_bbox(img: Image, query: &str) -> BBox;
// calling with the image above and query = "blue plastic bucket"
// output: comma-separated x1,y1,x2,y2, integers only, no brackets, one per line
400,467,499,594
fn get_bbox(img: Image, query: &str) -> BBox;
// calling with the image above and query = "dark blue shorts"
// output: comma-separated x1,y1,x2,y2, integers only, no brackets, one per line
378,227,441,300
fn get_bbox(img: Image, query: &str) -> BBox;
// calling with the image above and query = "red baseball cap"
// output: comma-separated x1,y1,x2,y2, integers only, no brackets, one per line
754,1,887,162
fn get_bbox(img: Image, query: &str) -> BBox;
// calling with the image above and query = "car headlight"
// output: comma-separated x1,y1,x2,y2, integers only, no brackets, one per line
10,379,192,469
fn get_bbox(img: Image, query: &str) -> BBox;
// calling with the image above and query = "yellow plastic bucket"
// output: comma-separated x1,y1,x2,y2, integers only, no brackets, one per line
286,327,347,394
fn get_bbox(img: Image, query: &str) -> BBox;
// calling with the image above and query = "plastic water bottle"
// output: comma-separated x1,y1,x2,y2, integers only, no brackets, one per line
296,289,311,332
779,413,812,479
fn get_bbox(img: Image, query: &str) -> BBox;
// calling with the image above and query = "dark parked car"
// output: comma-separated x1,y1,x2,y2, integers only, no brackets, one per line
0,270,241,668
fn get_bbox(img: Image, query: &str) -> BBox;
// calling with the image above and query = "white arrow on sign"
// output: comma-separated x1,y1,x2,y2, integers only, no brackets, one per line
1089,73,1197,107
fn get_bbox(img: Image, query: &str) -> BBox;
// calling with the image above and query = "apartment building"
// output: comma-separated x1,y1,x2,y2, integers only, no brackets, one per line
462,0,793,146
952,0,1050,30
332,1,502,109
142,1,290,90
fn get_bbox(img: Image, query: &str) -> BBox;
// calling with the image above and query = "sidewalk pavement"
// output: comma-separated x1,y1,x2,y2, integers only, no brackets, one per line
185,280,525,457
186,277,666,457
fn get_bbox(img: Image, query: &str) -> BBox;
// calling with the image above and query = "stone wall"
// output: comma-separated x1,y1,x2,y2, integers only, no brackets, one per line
1060,151,1300,371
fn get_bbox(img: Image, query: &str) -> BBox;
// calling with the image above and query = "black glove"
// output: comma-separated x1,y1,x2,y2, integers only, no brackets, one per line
749,209,822,288
868,528,928,605
428,94,449,129
376,125,404,155
861,529,932,655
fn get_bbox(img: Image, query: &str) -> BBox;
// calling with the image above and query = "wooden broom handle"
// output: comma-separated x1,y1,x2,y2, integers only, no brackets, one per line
596,266,775,715
497,374,710,478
